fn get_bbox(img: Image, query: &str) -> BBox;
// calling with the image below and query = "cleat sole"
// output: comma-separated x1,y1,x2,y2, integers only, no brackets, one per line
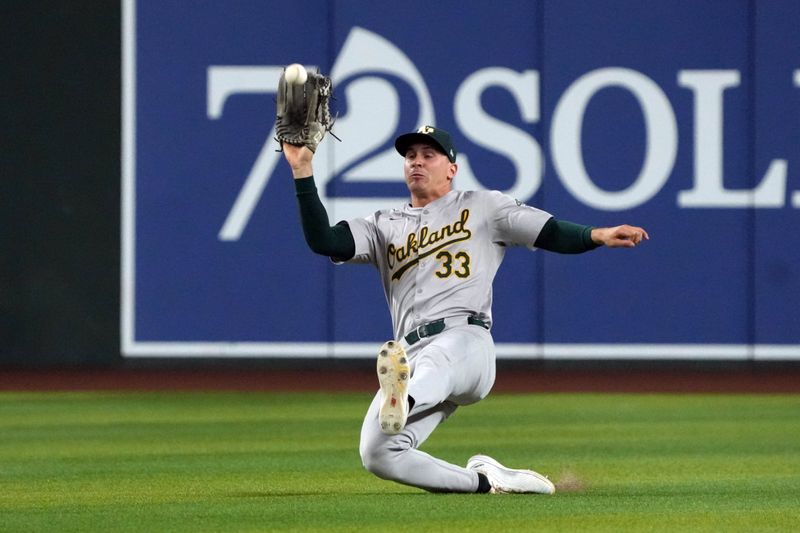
376,340,410,435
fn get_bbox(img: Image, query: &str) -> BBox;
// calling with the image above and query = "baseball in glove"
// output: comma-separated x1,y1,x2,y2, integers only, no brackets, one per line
275,66,336,153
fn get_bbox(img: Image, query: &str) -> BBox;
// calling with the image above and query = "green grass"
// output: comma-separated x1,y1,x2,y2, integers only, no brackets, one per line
1,391,798,532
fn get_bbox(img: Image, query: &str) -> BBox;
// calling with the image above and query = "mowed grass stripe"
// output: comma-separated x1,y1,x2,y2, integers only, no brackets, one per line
0,392,798,532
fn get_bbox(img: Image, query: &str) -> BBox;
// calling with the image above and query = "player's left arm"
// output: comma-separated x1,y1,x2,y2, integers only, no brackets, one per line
590,224,649,248
534,218,648,253
489,192,648,252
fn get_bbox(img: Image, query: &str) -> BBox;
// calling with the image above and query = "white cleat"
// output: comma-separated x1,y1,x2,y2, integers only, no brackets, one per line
376,340,410,435
467,454,555,494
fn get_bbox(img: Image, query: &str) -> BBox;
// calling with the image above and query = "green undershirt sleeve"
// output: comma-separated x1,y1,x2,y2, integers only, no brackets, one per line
534,217,600,254
294,176,356,260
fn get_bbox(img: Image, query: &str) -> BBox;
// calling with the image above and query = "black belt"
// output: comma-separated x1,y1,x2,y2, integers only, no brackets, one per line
403,316,489,346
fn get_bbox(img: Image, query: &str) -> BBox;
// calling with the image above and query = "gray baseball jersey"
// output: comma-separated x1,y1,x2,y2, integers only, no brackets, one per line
343,189,552,340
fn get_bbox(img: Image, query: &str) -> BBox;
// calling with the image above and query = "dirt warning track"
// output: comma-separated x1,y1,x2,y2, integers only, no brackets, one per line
1,365,798,393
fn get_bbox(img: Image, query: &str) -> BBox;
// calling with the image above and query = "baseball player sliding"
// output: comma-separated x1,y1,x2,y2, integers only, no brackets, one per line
277,67,648,494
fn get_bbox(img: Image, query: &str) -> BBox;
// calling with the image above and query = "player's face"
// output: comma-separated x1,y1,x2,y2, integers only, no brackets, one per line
403,143,457,207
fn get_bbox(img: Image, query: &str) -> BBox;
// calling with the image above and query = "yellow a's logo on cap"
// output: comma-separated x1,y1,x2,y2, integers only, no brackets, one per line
418,125,435,134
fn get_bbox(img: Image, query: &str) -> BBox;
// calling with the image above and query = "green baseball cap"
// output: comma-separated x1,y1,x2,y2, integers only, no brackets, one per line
394,125,457,163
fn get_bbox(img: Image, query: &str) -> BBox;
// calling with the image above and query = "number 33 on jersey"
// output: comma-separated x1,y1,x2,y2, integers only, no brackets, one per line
342,189,553,340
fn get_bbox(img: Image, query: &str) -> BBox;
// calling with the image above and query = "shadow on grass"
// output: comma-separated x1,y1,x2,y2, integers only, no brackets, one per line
226,490,424,498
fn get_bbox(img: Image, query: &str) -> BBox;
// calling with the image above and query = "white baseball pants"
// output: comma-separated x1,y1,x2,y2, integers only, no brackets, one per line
359,324,496,492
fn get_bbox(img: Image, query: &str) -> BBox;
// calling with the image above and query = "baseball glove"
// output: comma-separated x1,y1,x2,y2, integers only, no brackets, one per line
275,69,335,153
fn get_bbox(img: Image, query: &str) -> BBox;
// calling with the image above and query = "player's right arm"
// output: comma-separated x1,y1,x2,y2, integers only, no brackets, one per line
282,143,314,179
282,144,356,260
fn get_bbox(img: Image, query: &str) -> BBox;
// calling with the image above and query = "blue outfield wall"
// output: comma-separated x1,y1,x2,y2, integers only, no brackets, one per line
122,0,800,359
